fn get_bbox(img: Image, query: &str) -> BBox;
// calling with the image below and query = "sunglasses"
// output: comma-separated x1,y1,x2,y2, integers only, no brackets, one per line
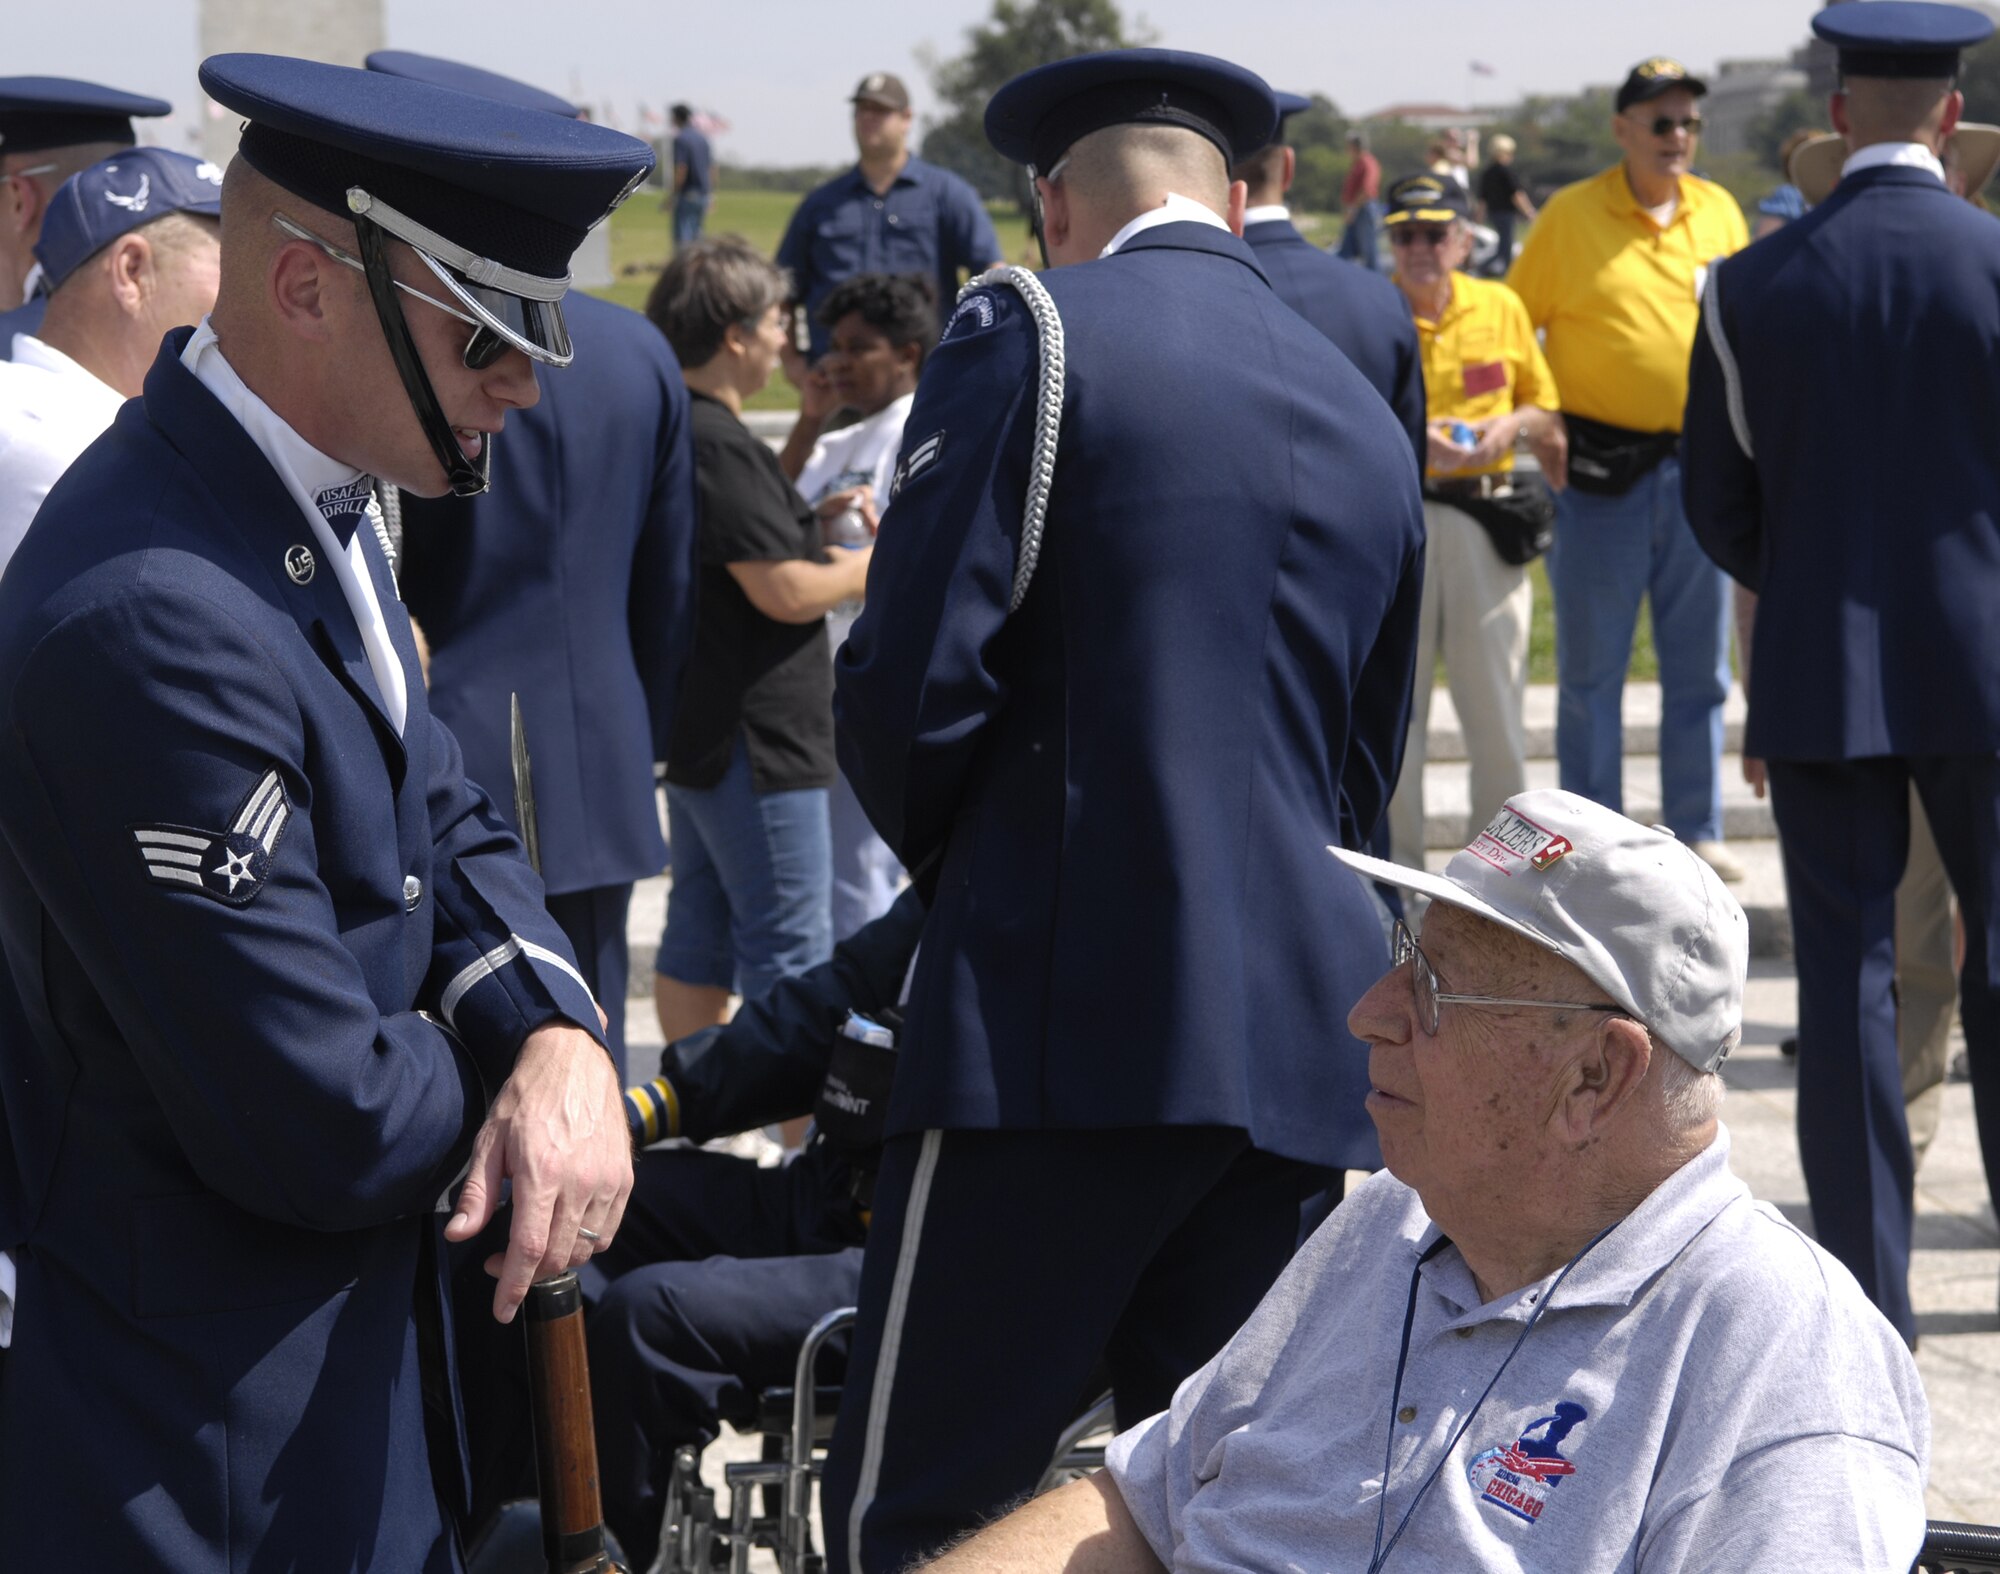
1642,114,1703,138
272,212,510,370
1389,227,1453,248
1393,919,1626,1037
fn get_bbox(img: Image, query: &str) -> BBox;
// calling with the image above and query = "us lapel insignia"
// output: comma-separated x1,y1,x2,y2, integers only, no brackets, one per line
130,766,292,906
284,544,315,584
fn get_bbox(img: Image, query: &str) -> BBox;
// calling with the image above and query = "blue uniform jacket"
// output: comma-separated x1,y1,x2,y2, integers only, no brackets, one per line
834,222,1424,1171
0,294,46,360
399,292,697,895
776,157,1003,359
1684,163,2000,760
0,329,605,1573
1244,216,1427,470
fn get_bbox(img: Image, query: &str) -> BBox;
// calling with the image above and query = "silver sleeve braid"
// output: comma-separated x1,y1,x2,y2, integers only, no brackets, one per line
961,266,1065,612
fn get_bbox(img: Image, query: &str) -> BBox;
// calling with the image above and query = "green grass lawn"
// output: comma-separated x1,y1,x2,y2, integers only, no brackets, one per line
590,192,1657,682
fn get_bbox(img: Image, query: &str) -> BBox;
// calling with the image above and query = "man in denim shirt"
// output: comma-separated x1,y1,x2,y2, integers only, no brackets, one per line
776,72,1003,362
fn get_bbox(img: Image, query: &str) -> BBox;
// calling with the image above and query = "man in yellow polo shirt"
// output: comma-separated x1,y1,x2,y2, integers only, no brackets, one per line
1508,56,1749,881
1382,173,1564,868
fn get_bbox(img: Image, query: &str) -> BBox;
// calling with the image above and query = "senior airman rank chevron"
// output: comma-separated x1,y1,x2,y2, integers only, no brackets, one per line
129,766,292,906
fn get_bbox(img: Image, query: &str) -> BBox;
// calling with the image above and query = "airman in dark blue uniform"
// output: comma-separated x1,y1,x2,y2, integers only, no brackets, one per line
1238,91,1426,468
1683,0,2000,1345
827,49,1424,1572
368,52,700,1080
0,54,655,1572
0,77,173,358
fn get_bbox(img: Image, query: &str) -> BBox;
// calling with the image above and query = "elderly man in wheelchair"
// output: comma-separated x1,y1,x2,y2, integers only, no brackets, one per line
924,794,1937,1573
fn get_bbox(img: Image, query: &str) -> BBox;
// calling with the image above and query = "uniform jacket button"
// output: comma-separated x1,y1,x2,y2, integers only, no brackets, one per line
403,874,423,911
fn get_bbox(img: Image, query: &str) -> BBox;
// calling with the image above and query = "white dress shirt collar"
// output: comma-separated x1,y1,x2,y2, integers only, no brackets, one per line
1100,192,1232,257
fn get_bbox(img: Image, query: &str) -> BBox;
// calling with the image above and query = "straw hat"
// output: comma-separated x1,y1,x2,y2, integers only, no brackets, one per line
1788,123,2000,205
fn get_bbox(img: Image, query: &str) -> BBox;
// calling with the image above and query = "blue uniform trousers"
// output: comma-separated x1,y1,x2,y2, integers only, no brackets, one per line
820,1128,1336,1574
1548,456,1730,842
1767,754,2000,1344
545,882,633,1077
586,1145,866,1571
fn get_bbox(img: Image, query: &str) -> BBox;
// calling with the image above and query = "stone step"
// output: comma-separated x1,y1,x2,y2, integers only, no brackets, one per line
1423,681,1748,765
1415,751,1775,848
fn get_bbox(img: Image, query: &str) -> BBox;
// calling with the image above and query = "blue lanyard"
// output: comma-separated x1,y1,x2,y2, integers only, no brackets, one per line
1365,1222,1617,1574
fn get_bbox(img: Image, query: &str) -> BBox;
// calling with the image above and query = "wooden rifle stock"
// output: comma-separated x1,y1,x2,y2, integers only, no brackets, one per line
524,1273,623,1573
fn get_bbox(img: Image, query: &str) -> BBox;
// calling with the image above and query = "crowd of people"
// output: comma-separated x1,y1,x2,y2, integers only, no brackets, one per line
0,2,1993,1568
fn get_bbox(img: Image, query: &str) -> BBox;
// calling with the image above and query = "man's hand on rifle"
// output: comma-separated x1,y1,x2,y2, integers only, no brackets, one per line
445,1020,633,1323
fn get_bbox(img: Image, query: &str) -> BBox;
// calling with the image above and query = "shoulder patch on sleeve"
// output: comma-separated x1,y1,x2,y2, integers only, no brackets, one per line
130,765,292,906
939,288,1004,344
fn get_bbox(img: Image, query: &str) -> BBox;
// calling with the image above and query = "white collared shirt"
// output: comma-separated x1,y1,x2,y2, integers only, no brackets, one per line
181,319,408,734
1243,203,1292,226
1100,192,1232,257
1841,140,1946,183
0,333,126,582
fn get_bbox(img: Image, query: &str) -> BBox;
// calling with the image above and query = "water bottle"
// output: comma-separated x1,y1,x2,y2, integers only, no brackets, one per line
825,504,872,548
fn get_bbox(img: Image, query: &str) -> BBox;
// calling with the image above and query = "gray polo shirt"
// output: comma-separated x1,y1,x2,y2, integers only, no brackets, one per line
1107,1127,1927,1571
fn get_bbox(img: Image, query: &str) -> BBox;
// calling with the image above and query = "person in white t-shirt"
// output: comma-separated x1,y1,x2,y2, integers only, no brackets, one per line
779,272,934,938
0,147,222,576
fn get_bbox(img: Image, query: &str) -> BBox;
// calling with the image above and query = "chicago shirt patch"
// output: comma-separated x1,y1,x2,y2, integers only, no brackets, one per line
130,766,292,906
1467,1401,1588,1526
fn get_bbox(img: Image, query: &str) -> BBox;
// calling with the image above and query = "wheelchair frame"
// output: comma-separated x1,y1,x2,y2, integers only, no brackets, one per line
652,1307,1113,1574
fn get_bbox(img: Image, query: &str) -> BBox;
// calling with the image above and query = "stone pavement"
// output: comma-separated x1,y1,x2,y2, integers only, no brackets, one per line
617,943,2000,1531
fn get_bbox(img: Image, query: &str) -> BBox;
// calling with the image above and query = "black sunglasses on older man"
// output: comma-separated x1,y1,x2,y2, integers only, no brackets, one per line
1643,113,1703,137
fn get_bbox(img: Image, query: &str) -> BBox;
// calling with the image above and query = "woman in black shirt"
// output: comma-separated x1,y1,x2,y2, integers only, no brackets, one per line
646,238,874,1040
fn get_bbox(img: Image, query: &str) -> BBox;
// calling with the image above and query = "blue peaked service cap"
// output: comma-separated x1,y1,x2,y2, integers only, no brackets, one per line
35,148,223,291
363,51,583,120
1812,1,1995,78
0,77,171,154
199,53,651,308
985,49,1279,173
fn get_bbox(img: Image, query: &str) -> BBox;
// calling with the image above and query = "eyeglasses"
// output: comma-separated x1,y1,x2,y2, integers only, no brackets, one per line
271,212,510,370
1643,114,1703,138
1389,227,1453,248
1393,919,1627,1037
0,162,58,191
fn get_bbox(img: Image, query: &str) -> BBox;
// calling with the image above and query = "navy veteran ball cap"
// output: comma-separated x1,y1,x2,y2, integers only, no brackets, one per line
1383,172,1472,225
35,148,222,291
0,77,171,155
1615,57,1709,113
364,51,582,119
985,48,1279,173
1813,1,1994,78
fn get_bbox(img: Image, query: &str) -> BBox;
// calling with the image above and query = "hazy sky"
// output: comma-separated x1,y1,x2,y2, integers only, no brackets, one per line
20,0,1815,166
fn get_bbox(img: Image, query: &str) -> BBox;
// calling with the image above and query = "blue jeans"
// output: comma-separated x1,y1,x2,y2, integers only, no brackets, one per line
1338,200,1383,271
672,191,709,251
655,738,831,1003
1546,456,1729,842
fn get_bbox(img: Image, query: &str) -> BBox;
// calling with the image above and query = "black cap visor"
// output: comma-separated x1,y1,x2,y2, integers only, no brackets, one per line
417,248,573,367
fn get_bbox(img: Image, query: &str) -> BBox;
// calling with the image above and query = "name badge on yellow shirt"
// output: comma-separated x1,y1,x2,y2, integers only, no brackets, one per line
1463,360,1507,398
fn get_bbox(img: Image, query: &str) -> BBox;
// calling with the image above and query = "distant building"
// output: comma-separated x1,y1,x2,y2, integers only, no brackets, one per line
1702,58,1810,155
199,0,385,165
1363,102,1502,132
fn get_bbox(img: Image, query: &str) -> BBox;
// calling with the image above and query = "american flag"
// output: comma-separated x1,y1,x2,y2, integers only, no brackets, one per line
1470,61,1498,77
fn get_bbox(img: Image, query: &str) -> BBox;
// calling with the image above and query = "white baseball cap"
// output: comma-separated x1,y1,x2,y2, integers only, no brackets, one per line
1328,789,1748,1072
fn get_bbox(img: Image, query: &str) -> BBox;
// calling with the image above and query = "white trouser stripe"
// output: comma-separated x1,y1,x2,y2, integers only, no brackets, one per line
849,1128,944,1574
438,934,601,1032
